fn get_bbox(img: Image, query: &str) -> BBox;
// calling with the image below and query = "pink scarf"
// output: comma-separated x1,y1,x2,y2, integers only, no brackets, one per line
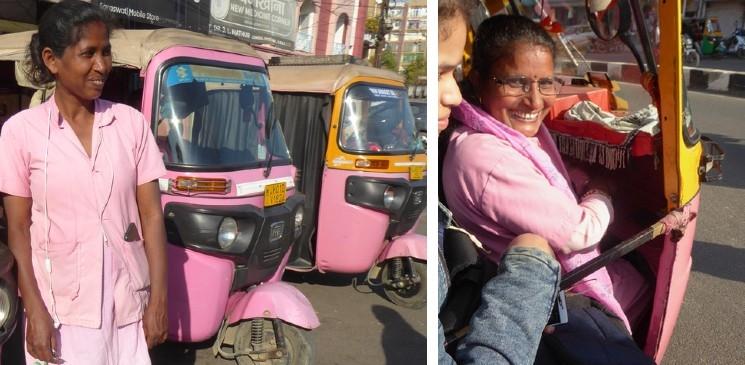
452,99,631,331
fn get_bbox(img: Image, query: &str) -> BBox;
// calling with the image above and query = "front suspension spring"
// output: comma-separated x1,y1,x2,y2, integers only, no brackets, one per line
250,319,264,346
390,257,404,280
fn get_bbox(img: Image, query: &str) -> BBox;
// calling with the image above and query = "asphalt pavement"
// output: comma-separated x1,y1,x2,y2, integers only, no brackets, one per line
616,83,745,364
580,52,745,73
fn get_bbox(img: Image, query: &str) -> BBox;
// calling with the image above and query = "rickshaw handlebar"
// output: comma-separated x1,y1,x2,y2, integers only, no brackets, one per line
560,207,695,290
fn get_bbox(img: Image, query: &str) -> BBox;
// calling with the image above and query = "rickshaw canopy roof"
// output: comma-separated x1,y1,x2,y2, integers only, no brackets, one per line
0,28,260,87
268,63,404,94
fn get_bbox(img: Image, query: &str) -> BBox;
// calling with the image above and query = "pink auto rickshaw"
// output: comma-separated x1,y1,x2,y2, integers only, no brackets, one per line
454,0,724,362
268,57,427,309
0,28,318,364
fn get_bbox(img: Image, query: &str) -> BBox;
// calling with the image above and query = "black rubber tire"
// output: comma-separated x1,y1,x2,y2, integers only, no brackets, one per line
234,320,314,365
737,48,745,59
381,259,426,309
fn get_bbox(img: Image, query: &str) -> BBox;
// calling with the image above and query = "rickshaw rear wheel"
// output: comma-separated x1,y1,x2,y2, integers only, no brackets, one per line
234,319,314,365
381,258,426,309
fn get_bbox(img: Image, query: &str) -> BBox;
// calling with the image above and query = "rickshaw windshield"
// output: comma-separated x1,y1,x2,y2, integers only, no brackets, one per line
706,19,721,34
155,63,290,169
339,84,418,155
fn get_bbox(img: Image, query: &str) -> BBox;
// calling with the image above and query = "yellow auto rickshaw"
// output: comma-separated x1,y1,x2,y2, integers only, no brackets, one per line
268,56,427,309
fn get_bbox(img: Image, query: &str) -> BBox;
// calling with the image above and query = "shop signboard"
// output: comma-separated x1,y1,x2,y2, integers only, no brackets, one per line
94,0,210,33
209,0,298,50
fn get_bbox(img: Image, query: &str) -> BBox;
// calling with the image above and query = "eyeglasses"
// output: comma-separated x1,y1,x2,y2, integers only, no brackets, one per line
490,76,564,96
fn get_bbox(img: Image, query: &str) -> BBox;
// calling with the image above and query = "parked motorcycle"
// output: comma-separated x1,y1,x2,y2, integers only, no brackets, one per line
722,27,745,59
683,33,700,66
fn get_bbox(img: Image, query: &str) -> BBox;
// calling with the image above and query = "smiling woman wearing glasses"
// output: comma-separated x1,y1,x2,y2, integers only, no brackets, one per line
441,14,644,333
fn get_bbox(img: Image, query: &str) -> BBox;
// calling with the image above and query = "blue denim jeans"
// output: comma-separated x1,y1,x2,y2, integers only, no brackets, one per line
439,206,561,365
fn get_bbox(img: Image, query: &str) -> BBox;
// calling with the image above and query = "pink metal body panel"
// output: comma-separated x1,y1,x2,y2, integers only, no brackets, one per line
159,165,297,205
378,232,426,262
225,282,320,330
166,244,234,342
267,250,292,283
644,195,700,363
315,169,416,273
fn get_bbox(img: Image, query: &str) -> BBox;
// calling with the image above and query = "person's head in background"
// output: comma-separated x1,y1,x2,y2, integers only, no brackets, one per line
438,0,469,133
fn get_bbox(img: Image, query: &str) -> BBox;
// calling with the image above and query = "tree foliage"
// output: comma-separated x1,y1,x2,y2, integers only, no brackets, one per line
365,18,379,35
380,49,398,71
402,54,426,85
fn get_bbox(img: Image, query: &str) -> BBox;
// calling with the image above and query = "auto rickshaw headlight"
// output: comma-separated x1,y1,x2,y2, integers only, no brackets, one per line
217,217,239,249
294,208,304,238
0,284,10,328
383,186,405,211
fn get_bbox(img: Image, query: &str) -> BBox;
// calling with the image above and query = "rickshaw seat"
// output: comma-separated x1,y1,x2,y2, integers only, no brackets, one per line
546,88,656,170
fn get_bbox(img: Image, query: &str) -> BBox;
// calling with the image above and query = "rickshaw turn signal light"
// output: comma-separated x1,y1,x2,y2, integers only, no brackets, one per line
355,159,390,169
172,177,231,194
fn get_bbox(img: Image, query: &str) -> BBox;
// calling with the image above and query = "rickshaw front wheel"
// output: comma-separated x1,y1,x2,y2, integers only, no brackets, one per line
234,319,314,365
381,258,426,309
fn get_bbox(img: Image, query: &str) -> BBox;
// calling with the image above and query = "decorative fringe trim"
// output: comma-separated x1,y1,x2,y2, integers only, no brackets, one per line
551,131,639,170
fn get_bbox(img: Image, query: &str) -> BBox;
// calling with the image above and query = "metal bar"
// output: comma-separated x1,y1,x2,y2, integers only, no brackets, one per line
560,221,666,290
628,0,657,74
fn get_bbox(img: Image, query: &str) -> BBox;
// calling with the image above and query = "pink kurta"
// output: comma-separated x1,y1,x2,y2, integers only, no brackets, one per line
442,103,647,331
0,97,165,363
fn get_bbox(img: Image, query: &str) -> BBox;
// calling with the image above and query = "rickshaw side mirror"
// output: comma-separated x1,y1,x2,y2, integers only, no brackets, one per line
699,135,725,182
587,0,612,13
585,0,631,41
416,131,427,151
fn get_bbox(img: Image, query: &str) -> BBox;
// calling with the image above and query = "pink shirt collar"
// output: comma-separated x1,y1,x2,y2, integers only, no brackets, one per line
43,96,116,129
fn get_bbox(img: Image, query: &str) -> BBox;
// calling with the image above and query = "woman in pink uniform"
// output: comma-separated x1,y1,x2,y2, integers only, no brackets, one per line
441,15,648,332
0,1,168,363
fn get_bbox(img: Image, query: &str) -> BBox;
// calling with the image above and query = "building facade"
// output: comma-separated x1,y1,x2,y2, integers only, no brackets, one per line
386,0,426,72
295,0,370,58
0,0,369,60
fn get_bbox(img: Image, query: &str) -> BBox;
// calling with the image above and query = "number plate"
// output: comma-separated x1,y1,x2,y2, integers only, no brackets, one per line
409,166,424,181
264,182,286,207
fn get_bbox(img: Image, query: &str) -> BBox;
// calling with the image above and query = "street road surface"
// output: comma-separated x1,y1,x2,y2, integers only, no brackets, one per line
582,52,745,73
616,83,745,364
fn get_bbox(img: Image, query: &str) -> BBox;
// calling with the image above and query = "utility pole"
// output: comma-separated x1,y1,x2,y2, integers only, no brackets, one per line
373,0,390,68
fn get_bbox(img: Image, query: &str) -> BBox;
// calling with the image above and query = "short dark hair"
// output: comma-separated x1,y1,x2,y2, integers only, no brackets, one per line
438,0,470,41
471,15,556,79
25,0,115,87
